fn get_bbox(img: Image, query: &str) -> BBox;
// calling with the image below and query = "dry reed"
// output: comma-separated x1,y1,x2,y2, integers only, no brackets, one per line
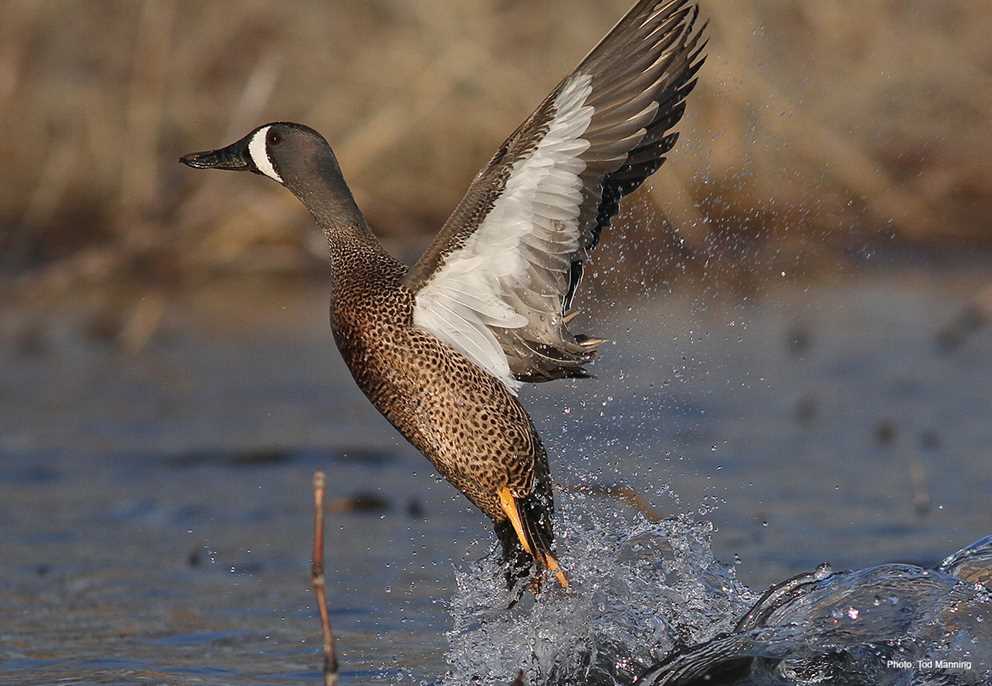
3,0,990,303
311,471,339,686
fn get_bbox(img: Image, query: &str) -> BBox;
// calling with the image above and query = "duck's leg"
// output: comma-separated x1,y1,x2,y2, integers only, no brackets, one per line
497,486,570,589
494,518,533,600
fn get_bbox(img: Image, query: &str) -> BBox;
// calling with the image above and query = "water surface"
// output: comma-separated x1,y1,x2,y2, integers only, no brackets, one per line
2,266,990,683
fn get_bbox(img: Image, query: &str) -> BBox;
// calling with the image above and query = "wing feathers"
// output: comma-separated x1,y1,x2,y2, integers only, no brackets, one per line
407,0,706,390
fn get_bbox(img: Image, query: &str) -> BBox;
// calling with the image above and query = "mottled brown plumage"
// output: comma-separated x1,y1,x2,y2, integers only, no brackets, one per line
180,0,706,591
325,229,542,524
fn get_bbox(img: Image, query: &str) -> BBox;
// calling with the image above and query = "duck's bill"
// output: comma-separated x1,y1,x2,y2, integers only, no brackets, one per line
179,135,251,171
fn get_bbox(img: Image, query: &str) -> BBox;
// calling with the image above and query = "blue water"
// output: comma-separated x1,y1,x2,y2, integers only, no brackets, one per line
1,267,991,683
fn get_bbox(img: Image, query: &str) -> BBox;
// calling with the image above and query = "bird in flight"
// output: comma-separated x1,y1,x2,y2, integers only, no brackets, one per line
181,0,705,593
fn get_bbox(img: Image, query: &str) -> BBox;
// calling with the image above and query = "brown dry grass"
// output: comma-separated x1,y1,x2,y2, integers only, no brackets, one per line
2,0,991,302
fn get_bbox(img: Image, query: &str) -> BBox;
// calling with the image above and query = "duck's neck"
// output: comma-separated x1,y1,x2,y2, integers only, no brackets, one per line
287,172,406,322
287,166,388,272
291,172,374,240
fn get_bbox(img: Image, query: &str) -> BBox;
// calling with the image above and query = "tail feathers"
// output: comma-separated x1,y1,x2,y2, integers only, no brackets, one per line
505,311,606,384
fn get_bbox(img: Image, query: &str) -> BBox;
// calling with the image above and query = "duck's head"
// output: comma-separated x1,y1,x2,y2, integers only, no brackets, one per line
180,122,366,232
180,122,339,188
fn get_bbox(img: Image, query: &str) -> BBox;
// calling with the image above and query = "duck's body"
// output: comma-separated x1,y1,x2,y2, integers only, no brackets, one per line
181,0,706,590
321,212,560,587
326,228,547,526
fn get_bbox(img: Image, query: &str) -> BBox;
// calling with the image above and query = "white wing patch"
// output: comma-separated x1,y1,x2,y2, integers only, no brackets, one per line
248,126,283,183
413,75,595,393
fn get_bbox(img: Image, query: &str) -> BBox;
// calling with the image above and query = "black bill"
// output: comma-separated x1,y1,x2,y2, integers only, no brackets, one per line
179,133,253,171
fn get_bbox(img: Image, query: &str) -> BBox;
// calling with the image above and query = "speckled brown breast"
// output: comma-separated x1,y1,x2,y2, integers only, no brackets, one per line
327,240,548,521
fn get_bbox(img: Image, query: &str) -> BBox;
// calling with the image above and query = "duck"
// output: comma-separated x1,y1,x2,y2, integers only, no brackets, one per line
180,0,706,593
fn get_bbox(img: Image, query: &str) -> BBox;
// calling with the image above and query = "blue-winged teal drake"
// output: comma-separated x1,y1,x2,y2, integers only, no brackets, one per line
180,0,706,591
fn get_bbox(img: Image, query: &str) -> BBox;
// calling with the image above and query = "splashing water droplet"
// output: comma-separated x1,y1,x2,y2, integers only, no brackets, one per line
442,492,754,685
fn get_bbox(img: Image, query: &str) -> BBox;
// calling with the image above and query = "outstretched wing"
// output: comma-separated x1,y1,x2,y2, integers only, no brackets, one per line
404,0,706,393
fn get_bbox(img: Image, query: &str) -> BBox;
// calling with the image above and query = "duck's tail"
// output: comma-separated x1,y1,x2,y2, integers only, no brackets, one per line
496,485,569,590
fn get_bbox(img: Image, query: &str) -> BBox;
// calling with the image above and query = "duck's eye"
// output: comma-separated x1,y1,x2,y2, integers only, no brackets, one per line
268,130,282,146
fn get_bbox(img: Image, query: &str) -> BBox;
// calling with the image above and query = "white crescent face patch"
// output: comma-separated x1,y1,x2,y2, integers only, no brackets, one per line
248,126,283,183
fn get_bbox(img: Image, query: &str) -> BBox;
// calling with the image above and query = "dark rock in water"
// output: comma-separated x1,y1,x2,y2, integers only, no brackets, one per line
165,447,296,469
332,447,398,467
406,498,426,519
638,537,992,685
873,419,897,446
4,464,60,484
227,448,295,467
329,491,390,514
935,303,988,353
162,446,398,472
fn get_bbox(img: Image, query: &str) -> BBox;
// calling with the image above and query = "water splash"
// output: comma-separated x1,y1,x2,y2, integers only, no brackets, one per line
440,493,992,686
640,537,992,685
442,490,754,685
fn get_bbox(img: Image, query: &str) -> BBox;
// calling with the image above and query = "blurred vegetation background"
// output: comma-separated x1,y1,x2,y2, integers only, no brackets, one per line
2,0,990,306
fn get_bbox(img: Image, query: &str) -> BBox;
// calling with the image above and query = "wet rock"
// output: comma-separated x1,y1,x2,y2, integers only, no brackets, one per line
935,302,988,353
406,498,426,519
165,447,295,469
227,448,294,467
7,465,60,484
333,448,398,466
873,419,896,446
328,491,390,514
